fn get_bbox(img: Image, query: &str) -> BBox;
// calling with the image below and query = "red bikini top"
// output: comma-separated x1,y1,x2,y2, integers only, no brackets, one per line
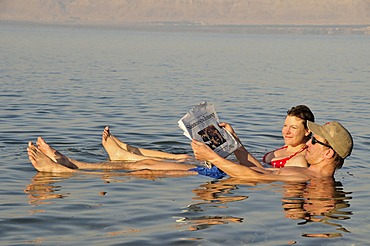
262,146,307,168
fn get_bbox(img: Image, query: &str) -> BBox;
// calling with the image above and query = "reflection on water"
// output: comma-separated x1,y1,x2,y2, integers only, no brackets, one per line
175,177,352,237
24,170,191,207
24,172,73,207
176,215,243,231
282,178,352,238
177,180,247,231
25,171,353,237
191,181,249,206
2,23,368,244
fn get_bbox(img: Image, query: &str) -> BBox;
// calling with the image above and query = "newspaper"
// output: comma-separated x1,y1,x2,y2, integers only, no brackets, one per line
178,102,241,160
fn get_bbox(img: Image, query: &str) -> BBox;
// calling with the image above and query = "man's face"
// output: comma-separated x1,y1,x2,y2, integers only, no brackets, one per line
305,134,329,165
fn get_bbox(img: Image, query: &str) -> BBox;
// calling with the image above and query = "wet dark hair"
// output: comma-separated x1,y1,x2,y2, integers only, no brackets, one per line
287,105,315,130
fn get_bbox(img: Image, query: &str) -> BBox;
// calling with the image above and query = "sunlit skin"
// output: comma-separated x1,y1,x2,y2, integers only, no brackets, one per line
218,116,310,169
304,135,336,177
269,115,311,167
27,136,198,174
191,131,337,182
27,121,345,184
102,126,190,161
282,116,310,148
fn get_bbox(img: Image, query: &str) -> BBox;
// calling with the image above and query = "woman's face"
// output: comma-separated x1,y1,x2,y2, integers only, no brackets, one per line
282,115,310,147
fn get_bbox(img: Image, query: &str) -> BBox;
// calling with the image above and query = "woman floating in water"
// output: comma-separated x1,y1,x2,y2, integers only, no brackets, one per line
262,105,315,168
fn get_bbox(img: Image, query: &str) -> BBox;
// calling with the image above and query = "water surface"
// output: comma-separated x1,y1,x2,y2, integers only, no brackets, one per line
1,23,370,245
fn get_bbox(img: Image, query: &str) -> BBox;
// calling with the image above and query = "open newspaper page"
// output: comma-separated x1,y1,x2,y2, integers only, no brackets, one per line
178,102,241,160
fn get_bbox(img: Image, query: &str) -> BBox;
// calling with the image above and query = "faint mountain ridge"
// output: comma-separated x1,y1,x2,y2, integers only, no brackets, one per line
1,0,370,26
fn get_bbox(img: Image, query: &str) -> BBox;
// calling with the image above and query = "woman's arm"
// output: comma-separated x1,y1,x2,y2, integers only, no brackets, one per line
219,122,263,168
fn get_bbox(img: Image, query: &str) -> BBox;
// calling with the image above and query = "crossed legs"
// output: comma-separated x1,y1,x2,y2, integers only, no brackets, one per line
27,141,76,173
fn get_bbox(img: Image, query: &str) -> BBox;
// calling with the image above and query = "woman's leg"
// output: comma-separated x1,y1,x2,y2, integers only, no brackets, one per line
102,130,169,161
103,126,190,160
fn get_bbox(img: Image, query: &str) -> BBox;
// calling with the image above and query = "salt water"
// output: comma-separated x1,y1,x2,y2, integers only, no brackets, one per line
1,22,369,245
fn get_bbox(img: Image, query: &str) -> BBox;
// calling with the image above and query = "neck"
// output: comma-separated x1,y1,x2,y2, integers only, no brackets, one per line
308,160,336,178
286,143,307,152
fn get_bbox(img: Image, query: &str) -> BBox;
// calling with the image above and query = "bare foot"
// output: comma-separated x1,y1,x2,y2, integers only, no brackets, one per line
102,127,165,161
36,137,60,162
27,142,76,173
36,137,77,169
102,126,128,160
103,126,149,156
102,126,129,150
102,126,111,144
102,126,135,160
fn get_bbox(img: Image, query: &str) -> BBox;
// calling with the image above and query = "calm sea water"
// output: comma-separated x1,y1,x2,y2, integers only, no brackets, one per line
1,22,370,245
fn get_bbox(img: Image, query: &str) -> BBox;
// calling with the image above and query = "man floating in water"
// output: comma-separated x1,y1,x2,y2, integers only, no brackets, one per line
27,121,353,183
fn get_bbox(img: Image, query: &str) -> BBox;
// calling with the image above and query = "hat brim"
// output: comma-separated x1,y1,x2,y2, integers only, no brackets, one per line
307,121,327,139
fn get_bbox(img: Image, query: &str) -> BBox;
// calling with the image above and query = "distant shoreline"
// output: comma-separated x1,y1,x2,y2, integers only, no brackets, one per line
2,20,370,35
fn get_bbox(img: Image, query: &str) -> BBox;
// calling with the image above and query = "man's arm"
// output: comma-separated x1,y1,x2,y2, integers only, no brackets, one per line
191,139,310,182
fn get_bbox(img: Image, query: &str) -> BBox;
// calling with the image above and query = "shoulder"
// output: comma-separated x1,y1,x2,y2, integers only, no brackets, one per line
285,155,308,168
263,146,286,162
273,145,289,157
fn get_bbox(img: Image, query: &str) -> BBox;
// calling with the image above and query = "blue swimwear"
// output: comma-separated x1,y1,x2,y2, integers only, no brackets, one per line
189,165,226,179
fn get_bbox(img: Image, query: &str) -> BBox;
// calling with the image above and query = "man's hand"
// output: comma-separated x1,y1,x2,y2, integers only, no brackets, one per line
191,139,217,161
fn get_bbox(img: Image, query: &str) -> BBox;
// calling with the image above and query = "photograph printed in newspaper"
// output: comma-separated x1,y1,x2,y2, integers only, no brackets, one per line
178,102,241,159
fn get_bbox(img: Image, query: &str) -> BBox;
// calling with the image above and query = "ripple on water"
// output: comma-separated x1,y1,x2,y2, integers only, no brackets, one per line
1,23,370,245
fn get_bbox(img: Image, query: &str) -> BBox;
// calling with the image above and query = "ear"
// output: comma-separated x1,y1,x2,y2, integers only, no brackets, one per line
324,148,335,159
304,129,311,137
